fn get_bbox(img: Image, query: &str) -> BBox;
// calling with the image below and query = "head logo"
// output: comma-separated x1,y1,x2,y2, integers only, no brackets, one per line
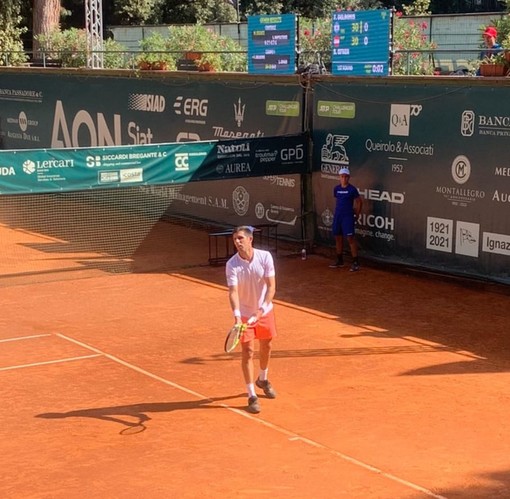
389,104,422,137
23,160,36,174
232,186,249,216
451,155,471,184
461,110,475,137
234,98,245,128
321,133,349,165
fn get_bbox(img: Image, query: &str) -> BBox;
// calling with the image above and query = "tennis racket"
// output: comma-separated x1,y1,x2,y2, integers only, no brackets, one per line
224,323,247,353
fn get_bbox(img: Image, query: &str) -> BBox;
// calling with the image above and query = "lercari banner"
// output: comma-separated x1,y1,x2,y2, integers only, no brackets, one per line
0,134,307,194
312,79,510,284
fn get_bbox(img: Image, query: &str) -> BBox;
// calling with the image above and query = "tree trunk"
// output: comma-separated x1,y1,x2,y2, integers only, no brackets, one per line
32,0,60,55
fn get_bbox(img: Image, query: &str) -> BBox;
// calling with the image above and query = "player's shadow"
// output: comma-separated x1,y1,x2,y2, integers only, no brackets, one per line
36,394,244,434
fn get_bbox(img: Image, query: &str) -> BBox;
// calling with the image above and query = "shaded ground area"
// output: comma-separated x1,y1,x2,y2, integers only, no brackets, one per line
1,213,510,498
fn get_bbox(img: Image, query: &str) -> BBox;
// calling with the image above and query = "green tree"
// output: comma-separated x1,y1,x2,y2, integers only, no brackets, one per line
402,0,430,15
111,0,158,25
155,0,236,24
0,1,28,65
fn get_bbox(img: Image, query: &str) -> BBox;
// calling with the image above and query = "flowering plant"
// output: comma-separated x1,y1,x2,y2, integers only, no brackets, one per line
299,18,332,69
392,12,437,75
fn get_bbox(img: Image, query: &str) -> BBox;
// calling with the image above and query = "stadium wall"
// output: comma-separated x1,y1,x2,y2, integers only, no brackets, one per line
0,69,509,284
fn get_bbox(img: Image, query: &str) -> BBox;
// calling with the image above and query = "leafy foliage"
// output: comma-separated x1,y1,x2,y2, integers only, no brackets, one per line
392,12,437,75
113,0,159,24
35,28,130,68
165,25,246,71
0,2,28,66
137,31,177,70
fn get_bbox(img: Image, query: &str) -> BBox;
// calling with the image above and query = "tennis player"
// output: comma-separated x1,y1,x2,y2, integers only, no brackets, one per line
226,225,277,414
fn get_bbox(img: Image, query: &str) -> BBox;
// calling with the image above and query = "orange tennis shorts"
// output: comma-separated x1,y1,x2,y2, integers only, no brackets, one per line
241,310,277,343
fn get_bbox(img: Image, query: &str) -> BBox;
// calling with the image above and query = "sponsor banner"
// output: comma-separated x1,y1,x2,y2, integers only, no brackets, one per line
0,134,307,195
0,70,304,239
141,174,301,238
0,72,302,149
312,80,510,283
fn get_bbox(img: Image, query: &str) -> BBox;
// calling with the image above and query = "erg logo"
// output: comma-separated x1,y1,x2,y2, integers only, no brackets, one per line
173,96,208,117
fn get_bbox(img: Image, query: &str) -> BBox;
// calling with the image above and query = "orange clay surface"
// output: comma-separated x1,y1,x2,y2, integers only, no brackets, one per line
1,220,510,499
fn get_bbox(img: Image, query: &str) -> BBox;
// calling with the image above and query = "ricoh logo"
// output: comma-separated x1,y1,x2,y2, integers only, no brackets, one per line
358,188,405,204
173,96,208,117
389,104,423,137
128,94,166,112
357,214,395,231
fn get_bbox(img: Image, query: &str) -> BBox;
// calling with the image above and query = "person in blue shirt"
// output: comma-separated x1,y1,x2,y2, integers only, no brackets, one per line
329,167,363,271
477,26,503,75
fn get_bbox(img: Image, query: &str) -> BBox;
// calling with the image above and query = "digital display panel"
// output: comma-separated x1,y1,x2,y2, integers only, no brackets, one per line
248,14,297,75
331,9,392,76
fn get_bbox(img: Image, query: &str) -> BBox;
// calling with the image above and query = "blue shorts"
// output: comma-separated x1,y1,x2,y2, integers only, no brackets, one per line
332,214,355,237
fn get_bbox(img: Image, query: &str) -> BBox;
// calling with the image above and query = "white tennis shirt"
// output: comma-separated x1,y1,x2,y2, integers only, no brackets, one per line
226,248,275,318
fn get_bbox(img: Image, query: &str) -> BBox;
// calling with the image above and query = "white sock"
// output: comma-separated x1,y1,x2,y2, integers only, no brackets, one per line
247,383,256,398
258,368,268,381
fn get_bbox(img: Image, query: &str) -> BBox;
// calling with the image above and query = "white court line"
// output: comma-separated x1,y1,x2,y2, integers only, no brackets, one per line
0,353,102,372
0,333,52,343
57,332,448,499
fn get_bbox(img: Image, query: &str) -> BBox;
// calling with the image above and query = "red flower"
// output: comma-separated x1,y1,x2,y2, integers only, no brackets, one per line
303,29,310,37
396,11,403,18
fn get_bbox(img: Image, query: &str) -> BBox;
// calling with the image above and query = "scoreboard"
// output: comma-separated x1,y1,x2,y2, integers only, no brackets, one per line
248,14,297,75
331,9,392,76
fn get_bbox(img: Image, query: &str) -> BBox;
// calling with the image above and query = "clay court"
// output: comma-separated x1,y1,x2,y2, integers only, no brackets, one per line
1,208,510,499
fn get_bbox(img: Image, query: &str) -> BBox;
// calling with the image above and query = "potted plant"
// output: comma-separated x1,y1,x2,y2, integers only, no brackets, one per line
137,32,176,70
166,25,245,72
478,52,508,76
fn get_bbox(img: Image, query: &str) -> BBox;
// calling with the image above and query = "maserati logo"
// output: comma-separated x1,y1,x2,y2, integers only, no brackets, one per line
234,98,245,128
